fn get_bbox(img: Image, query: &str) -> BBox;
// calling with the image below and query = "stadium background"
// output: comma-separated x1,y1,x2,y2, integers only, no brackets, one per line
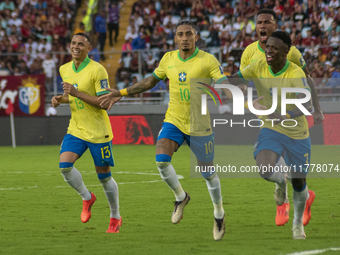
0,1,340,254
0,0,340,146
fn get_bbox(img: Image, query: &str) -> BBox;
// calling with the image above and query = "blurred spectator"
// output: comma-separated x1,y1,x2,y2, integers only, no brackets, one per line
224,2,234,21
196,33,206,49
131,32,147,49
329,29,340,47
89,47,100,62
317,48,327,63
207,25,220,47
116,60,131,83
311,60,324,78
309,40,319,56
327,65,340,87
232,16,242,38
0,0,15,11
43,53,56,95
241,18,254,35
327,21,340,35
125,26,138,41
150,29,162,49
319,12,334,32
122,38,133,57
321,37,333,56
30,58,44,74
129,52,139,73
245,0,259,20
197,11,210,31
302,30,316,46
311,22,323,39
74,22,85,35
243,34,254,47
144,53,157,72
213,11,224,29
107,1,120,47
329,0,340,8
123,78,130,89
293,6,308,23
19,60,30,75
95,9,107,61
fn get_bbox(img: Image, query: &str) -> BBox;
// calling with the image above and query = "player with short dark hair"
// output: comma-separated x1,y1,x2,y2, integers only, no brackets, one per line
230,31,314,239
99,20,231,240
51,33,122,233
239,9,321,226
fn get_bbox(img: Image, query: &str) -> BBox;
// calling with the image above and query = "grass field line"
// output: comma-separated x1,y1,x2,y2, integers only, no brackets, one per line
0,185,37,191
284,247,340,255
0,175,184,191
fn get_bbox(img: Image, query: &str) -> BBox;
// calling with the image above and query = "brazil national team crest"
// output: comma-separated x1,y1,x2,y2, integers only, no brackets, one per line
179,72,187,83
18,77,41,114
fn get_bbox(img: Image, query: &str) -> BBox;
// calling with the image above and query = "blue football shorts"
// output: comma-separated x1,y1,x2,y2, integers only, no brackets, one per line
157,122,214,163
60,134,114,167
253,128,311,174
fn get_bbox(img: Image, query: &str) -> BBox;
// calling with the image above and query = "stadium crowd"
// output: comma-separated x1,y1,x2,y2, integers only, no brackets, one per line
118,0,340,92
0,0,339,96
0,0,80,93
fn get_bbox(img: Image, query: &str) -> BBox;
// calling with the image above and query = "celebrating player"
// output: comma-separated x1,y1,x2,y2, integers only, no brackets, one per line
239,9,321,225
100,21,231,241
51,33,122,233
228,31,314,239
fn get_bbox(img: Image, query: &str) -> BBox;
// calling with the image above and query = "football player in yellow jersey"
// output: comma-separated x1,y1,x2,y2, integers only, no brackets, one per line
239,9,321,225
100,21,239,241
228,31,314,239
51,33,122,233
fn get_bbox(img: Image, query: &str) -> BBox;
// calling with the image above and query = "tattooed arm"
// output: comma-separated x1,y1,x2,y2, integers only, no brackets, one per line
99,75,160,110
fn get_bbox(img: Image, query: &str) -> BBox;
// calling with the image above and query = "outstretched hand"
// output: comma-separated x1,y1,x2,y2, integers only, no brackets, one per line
251,96,267,112
99,88,122,110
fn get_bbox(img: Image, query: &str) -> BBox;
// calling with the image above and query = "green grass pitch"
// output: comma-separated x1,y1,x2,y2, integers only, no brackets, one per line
0,145,340,255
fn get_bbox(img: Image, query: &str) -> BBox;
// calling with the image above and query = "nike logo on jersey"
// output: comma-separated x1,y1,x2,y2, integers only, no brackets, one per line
168,66,175,69
64,77,70,79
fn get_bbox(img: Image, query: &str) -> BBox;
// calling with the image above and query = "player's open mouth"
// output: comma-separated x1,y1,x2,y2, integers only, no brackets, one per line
72,50,80,54
260,31,267,41
266,55,273,62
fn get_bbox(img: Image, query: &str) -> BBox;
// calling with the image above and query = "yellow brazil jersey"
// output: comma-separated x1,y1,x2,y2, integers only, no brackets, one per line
238,59,311,139
240,41,306,71
153,47,227,136
60,56,113,143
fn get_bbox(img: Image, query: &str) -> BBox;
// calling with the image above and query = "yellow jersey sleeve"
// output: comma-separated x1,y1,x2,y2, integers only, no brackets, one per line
237,62,258,82
209,54,228,83
240,47,251,71
153,52,168,80
95,65,110,96
288,46,306,70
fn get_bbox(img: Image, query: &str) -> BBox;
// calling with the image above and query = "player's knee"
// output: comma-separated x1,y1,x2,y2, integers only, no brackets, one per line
203,171,217,180
97,171,112,183
292,178,306,191
156,154,171,170
59,162,74,173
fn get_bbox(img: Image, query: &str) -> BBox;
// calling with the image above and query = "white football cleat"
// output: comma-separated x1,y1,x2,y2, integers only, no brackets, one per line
171,192,190,224
213,215,225,241
293,224,306,239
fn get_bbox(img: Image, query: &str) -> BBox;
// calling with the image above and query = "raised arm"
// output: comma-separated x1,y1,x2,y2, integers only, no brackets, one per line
62,81,111,110
99,75,160,110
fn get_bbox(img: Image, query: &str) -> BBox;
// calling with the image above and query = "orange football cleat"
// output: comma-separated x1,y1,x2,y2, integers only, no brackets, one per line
106,217,122,233
81,192,96,223
303,190,315,226
276,203,290,226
